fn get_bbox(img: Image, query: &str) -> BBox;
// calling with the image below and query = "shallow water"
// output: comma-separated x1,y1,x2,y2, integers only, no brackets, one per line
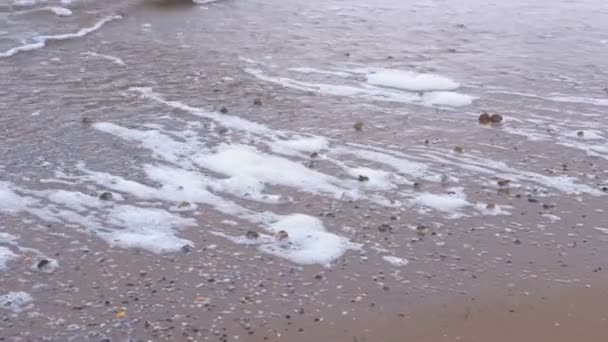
1,0,608,340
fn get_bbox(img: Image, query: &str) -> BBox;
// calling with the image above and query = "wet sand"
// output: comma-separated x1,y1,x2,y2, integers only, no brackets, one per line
248,281,608,342
2,0,608,341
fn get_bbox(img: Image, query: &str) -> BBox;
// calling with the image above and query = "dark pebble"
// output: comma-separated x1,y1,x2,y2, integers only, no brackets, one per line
378,223,392,233
220,107,228,114
358,175,369,182
246,231,260,240
99,192,113,201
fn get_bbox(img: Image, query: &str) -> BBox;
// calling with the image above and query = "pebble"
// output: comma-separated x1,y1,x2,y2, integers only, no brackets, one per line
378,224,392,233
478,112,491,124
99,192,113,201
220,107,229,114
358,175,370,182
274,230,289,241
245,231,259,240
353,121,364,131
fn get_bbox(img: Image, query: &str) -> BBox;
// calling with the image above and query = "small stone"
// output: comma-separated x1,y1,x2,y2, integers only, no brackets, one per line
35,259,56,273
245,231,259,240
275,230,289,241
314,274,323,280
527,197,538,203
99,192,113,201
253,98,263,106
378,224,392,233
486,203,496,209
497,179,511,187
577,131,584,137
416,224,428,237
478,112,491,124
602,186,608,192
453,146,464,153
310,152,319,158
81,117,94,125
177,201,191,208
220,107,228,114
181,245,193,254
542,203,555,210
353,121,364,131
490,114,503,123
413,182,421,189
358,175,369,182
217,127,229,135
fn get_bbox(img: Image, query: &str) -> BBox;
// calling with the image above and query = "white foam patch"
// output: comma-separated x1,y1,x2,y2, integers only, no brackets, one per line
104,206,196,253
0,182,30,212
290,67,353,78
270,136,329,156
2,181,196,254
549,96,608,107
12,6,72,16
415,190,470,213
82,52,125,66
196,144,355,199
0,292,32,313
367,69,459,91
383,255,409,267
0,247,18,272
594,227,608,235
259,214,359,267
0,15,121,58
245,68,474,107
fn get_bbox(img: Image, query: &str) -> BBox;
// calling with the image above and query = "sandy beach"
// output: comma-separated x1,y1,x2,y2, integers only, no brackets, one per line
1,0,607,340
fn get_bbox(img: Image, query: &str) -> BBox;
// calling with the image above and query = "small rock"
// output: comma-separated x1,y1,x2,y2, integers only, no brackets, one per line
177,201,191,208
217,127,229,135
310,152,319,158
490,114,503,123
99,192,113,201
181,245,193,254
416,224,428,237
81,117,94,125
514,239,522,245
245,231,259,240
378,223,392,233
577,131,584,137
275,230,289,241
353,121,364,131
527,197,538,203
453,146,464,153
478,112,491,124
497,179,511,187
253,98,263,106
358,175,369,182
486,203,496,209
542,203,555,210
219,107,228,114
34,259,56,273
314,274,323,280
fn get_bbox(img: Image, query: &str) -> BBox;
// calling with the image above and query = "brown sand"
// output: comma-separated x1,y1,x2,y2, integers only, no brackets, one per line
249,283,608,342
